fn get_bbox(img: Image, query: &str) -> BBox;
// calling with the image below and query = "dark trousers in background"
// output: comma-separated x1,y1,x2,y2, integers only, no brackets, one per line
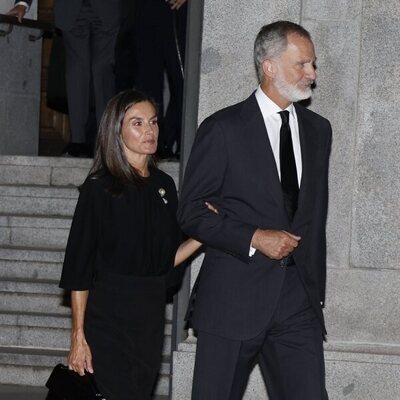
62,2,119,144
115,0,137,92
134,0,187,154
192,266,328,400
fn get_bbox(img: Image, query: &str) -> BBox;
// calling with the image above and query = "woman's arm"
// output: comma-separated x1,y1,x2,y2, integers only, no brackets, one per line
173,202,219,266
174,238,202,266
68,290,93,376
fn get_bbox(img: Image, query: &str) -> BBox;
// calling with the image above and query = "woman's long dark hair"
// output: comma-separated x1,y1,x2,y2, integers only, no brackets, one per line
89,89,158,194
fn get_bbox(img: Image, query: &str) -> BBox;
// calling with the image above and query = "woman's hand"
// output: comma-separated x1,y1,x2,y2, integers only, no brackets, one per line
69,291,92,375
167,0,187,10
174,238,201,266
68,331,93,376
205,201,219,214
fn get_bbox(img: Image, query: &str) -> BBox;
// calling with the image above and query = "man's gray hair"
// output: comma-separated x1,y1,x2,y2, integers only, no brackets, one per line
254,21,312,82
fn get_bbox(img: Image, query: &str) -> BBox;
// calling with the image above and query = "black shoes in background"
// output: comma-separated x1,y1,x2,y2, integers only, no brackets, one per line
62,143,179,161
156,146,180,161
62,143,93,158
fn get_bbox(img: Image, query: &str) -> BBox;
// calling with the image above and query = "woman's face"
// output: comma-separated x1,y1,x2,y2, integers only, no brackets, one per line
120,101,159,162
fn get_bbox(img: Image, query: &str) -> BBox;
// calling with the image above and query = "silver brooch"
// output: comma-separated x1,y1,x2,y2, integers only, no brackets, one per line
158,188,168,204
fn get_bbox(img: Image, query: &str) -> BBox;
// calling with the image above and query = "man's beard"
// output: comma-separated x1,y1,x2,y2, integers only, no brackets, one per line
274,69,313,102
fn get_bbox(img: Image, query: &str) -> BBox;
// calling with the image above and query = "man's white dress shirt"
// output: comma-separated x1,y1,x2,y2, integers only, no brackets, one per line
249,87,303,256
255,86,302,184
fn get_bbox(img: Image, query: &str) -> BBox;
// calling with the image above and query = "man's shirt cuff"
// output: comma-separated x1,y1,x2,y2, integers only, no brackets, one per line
249,245,256,257
15,2,29,10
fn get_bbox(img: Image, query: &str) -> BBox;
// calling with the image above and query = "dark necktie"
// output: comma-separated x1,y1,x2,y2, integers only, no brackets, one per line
279,110,299,221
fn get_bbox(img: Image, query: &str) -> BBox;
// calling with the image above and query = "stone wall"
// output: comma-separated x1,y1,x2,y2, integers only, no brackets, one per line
0,0,40,155
172,1,400,398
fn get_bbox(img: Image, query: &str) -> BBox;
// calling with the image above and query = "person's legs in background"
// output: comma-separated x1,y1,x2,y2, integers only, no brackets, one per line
134,0,165,140
90,19,119,129
62,2,119,157
115,1,137,92
162,2,186,158
62,8,91,157
134,0,187,160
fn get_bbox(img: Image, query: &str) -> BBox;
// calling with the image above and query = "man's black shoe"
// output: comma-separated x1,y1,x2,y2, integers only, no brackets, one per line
62,143,91,158
156,147,175,160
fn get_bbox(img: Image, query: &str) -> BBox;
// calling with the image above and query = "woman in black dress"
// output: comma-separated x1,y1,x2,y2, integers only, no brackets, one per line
59,89,201,399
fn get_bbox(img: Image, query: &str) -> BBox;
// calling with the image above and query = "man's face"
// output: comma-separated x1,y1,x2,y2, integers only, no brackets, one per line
271,34,317,103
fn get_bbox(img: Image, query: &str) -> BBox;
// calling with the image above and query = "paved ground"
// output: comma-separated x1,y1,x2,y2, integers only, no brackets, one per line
0,385,47,400
0,385,167,399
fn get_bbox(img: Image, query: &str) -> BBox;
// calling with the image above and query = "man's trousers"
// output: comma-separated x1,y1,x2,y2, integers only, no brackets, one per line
191,265,329,400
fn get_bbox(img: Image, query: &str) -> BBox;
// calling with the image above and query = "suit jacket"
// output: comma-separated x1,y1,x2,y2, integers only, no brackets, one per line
19,0,122,30
177,93,332,341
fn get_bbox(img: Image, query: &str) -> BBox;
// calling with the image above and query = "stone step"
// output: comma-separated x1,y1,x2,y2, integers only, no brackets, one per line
154,360,171,397
0,345,171,395
0,260,62,281
0,318,172,356
0,387,169,400
0,156,179,396
0,215,71,249
0,384,50,400
0,156,179,187
0,307,172,355
0,279,63,295
0,311,172,333
0,156,92,187
0,246,65,263
0,289,173,319
0,311,70,330
0,291,69,315
0,297,173,359
0,185,78,217
0,170,178,219
0,322,71,349
0,386,169,400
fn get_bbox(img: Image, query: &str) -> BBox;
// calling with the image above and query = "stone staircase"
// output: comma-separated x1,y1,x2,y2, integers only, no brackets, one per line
0,156,179,396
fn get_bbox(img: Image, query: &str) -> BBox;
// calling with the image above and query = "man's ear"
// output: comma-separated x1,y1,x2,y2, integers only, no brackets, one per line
262,59,275,79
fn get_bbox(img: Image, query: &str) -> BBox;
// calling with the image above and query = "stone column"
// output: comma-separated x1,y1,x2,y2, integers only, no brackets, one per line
0,0,41,155
172,1,400,398
319,1,400,398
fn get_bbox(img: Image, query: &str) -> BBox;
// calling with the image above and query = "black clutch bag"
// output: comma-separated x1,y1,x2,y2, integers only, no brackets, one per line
45,364,107,400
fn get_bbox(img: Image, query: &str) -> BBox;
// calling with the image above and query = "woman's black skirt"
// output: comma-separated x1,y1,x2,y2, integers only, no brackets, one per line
84,272,167,400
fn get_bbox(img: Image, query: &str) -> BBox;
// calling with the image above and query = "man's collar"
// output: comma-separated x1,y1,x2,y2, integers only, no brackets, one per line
255,86,294,118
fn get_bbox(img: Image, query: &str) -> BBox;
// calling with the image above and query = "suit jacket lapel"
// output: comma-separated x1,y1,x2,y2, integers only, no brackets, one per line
240,94,285,212
239,96,316,229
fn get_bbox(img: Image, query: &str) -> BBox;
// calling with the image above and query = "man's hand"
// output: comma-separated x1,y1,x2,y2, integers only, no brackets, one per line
167,0,187,10
251,229,301,260
6,5,27,23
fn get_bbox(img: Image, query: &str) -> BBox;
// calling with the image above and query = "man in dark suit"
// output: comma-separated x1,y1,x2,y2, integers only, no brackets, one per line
9,0,122,156
178,21,332,399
